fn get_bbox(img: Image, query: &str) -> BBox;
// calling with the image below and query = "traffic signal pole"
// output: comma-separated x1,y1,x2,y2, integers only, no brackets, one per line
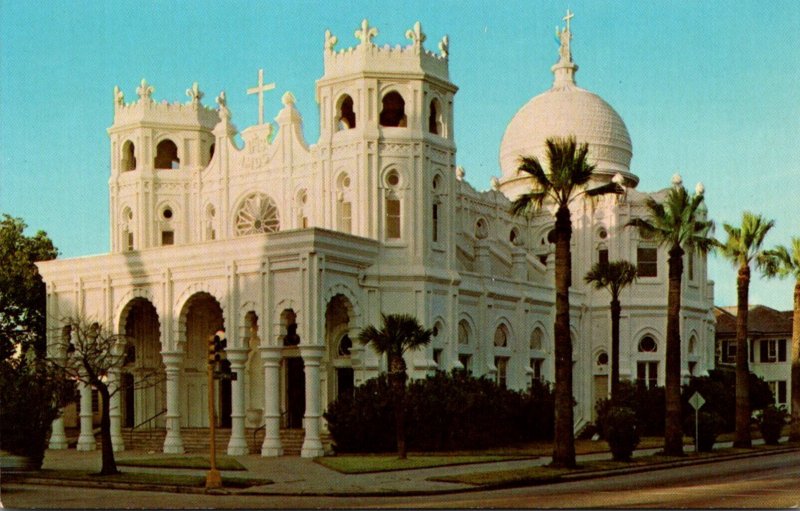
205,331,225,490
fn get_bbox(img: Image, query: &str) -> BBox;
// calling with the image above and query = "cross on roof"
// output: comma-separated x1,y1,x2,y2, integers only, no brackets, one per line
563,9,574,32
247,69,276,125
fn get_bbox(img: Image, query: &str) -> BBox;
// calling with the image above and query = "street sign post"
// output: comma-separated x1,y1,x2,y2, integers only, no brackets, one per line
688,391,706,453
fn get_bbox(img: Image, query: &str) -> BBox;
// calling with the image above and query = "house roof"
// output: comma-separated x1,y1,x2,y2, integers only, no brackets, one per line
714,305,793,337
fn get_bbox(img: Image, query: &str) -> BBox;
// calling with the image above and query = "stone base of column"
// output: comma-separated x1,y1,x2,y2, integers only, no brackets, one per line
261,444,284,457
227,437,249,456
163,431,184,454
111,434,125,452
301,439,324,458
77,433,96,451
48,418,68,450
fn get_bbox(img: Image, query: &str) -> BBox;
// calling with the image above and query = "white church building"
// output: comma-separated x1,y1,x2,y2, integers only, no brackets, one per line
39,16,716,458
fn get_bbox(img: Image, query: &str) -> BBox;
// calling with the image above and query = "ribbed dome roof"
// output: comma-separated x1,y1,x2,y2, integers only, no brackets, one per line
497,21,636,198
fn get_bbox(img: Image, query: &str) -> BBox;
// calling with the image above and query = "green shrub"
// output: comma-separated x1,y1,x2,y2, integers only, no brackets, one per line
324,370,554,453
595,381,664,438
683,368,773,433
0,357,73,469
758,405,787,445
603,406,640,461
684,410,724,452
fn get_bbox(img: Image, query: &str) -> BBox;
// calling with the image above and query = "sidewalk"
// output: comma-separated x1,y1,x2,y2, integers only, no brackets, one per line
10,438,798,497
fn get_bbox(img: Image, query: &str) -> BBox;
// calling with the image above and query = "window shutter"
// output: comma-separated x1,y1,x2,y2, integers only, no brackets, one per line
749,340,754,363
778,339,787,362
760,340,768,363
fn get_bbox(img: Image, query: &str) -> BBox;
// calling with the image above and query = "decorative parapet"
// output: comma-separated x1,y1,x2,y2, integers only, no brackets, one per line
322,19,450,82
112,79,220,129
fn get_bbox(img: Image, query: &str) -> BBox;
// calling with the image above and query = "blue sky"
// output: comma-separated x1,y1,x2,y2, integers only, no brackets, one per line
1,1,798,309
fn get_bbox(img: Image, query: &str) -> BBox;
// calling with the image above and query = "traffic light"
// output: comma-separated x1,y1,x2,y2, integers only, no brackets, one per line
207,329,227,367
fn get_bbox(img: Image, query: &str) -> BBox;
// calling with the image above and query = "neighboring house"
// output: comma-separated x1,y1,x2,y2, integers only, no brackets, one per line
39,16,715,457
714,305,792,411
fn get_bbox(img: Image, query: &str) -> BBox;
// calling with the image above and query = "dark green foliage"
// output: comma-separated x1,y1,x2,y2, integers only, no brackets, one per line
758,405,788,445
684,410,724,452
603,407,640,461
324,370,555,453
0,357,73,468
595,381,665,437
682,368,773,432
0,214,58,360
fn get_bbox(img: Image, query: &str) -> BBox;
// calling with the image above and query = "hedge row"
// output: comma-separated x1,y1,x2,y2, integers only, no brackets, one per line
324,370,555,453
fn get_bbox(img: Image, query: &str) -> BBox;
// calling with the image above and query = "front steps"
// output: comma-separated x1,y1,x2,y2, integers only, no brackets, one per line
67,428,321,455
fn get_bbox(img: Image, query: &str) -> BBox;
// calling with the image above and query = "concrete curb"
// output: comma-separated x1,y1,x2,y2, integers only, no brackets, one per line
6,446,798,497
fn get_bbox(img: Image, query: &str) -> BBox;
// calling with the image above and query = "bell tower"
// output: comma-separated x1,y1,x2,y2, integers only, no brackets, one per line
315,20,458,268
108,80,219,252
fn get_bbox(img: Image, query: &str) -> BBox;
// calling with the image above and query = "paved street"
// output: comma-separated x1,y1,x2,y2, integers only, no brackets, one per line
3,450,798,509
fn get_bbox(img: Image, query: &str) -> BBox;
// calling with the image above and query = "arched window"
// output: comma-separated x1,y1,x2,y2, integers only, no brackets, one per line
209,143,215,163
121,207,134,251
494,325,509,347
336,173,352,234
458,320,470,345
530,328,544,351
281,309,300,346
432,203,439,243
234,193,280,236
205,204,216,241
121,140,136,171
379,91,406,127
337,95,356,130
154,139,179,169
385,171,401,239
475,218,489,239
160,205,174,246
428,98,442,134
337,334,352,356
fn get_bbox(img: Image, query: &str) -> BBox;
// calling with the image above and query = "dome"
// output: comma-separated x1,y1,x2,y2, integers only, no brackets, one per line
497,21,636,199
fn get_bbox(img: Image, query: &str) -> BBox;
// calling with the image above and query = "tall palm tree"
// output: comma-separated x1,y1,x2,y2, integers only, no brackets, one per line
628,177,714,456
511,136,623,468
764,237,800,441
357,313,433,459
584,260,638,399
718,212,775,448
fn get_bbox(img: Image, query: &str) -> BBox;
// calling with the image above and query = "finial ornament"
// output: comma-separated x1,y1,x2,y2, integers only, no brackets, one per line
185,81,204,105
612,172,625,185
282,91,296,106
405,21,426,48
456,165,465,181
247,69,276,125
216,90,230,119
136,79,154,102
113,85,125,106
671,173,683,187
324,29,338,52
355,19,378,46
695,182,705,196
439,35,449,57
555,9,574,64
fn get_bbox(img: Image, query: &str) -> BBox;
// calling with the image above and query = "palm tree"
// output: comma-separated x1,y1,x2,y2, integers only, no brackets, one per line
357,313,433,459
584,260,638,400
627,176,714,456
718,212,775,448
511,136,623,468
764,237,800,441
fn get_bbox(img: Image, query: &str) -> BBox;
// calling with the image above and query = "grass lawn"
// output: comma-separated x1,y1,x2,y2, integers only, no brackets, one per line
18,469,270,488
428,443,796,487
316,454,533,474
116,455,246,471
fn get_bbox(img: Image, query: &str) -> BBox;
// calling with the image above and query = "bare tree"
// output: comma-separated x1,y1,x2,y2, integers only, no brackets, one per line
48,316,163,475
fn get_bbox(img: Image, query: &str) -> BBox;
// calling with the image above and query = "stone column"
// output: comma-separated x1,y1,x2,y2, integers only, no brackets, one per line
108,367,125,452
226,347,249,455
76,381,96,451
48,416,68,449
161,351,185,454
300,345,325,458
260,346,283,456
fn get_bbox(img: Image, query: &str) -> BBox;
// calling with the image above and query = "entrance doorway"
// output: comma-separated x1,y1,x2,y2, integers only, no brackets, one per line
336,367,354,399
593,375,609,420
286,357,305,429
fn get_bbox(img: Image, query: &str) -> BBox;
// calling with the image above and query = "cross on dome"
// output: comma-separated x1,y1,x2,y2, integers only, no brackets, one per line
247,68,276,125
563,9,574,32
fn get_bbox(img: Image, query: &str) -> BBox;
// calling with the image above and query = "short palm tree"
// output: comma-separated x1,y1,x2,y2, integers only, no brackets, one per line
764,237,800,441
357,313,433,459
584,260,638,400
718,211,775,448
511,136,623,468
627,177,714,456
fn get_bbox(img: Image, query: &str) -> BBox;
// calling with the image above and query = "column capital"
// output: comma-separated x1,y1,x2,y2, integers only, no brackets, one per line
259,345,283,363
161,350,184,368
299,344,325,362
226,346,249,365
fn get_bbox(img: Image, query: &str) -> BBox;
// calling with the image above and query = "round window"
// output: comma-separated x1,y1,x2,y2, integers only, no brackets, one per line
163,208,173,219
597,352,609,365
386,172,400,187
638,336,657,353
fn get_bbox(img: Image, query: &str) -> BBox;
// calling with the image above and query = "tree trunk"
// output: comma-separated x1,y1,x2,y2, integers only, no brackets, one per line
790,280,800,442
733,263,752,448
97,383,118,475
664,245,684,456
551,205,576,468
610,297,621,400
390,355,408,460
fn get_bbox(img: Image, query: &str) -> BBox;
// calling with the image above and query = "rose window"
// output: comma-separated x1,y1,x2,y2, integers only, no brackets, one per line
235,193,280,236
